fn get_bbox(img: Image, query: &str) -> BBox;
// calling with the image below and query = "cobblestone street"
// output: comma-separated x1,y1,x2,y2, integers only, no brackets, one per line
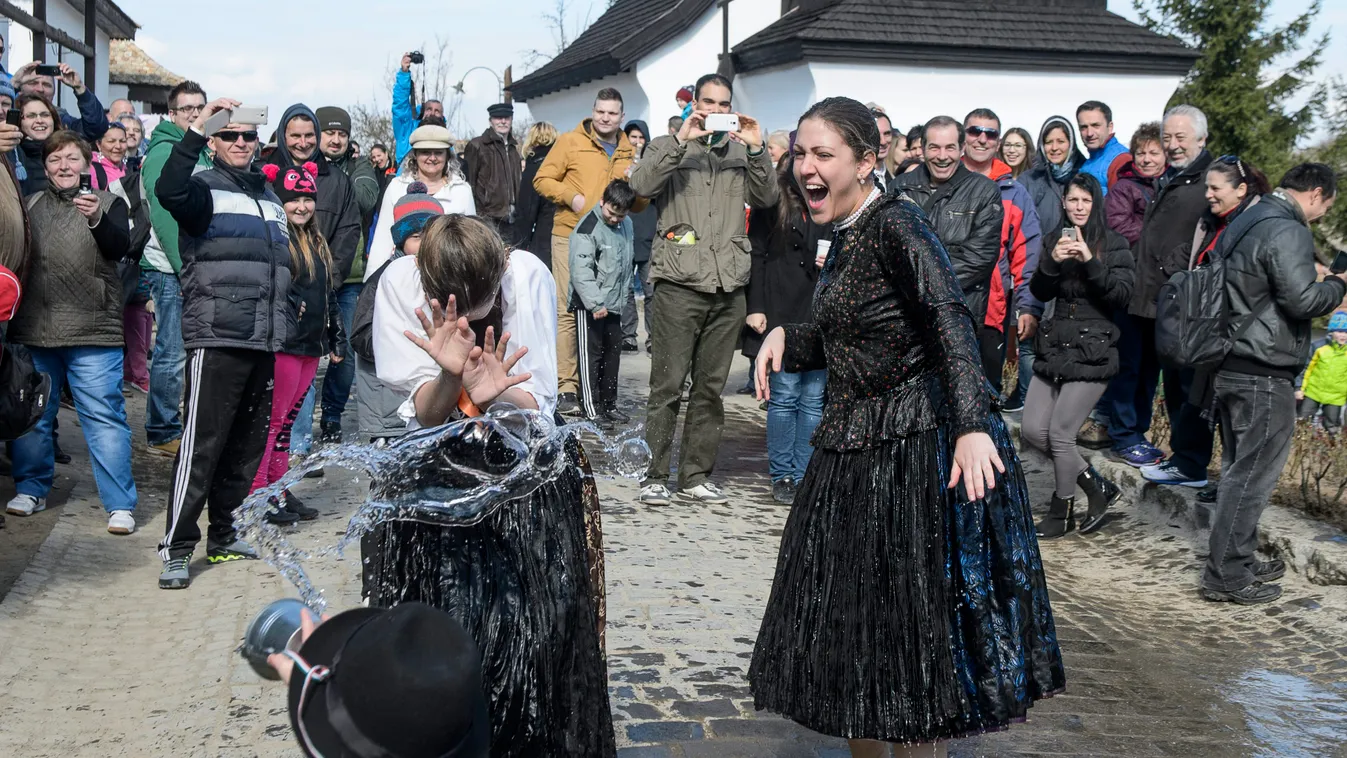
3,347,1347,757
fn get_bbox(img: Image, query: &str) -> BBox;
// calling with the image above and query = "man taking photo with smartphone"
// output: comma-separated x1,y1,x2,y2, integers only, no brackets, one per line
12,61,108,142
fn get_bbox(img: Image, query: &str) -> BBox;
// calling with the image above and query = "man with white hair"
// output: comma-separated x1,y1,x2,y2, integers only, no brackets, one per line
1105,104,1215,471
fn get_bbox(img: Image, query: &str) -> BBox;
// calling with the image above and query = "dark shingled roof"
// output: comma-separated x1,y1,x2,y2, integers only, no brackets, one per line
512,0,715,101
733,0,1199,75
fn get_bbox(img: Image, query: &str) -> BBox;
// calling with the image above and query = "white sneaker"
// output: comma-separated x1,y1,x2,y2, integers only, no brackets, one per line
678,482,730,504
6,494,47,517
107,511,136,535
639,483,673,506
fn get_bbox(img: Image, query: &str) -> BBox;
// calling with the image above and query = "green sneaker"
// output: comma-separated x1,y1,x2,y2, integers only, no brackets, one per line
206,539,259,564
159,556,192,589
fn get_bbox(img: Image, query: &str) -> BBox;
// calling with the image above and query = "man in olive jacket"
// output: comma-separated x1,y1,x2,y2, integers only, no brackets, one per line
627,73,778,505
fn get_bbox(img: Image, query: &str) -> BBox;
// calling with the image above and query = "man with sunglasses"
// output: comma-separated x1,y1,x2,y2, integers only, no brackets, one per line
962,108,1043,403
154,97,292,590
141,81,212,461
891,115,1004,328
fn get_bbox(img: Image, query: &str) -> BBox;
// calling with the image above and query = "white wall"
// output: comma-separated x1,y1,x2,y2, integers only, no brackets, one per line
4,0,114,109
521,0,781,135
734,63,817,136
807,62,1183,152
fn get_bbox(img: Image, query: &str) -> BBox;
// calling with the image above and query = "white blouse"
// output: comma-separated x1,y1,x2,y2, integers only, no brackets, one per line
372,251,559,426
365,174,477,281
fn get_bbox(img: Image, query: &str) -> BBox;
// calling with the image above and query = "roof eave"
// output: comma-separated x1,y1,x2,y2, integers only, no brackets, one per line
735,40,1198,78
96,0,139,40
512,57,624,101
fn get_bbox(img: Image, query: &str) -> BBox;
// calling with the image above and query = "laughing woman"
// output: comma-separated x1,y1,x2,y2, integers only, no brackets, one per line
749,97,1064,757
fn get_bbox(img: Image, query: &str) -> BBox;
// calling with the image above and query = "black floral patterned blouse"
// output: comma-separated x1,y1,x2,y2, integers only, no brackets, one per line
783,194,993,451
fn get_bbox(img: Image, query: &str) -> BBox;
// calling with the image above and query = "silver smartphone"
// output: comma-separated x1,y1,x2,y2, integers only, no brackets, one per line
704,113,739,132
1061,227,1078,242
203,105,269,136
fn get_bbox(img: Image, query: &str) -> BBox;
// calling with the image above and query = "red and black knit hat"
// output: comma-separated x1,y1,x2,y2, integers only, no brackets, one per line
261,162,319,204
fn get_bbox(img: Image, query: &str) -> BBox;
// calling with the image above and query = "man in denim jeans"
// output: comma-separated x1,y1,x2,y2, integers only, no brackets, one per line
1203,163,1342,605
140,80,211,457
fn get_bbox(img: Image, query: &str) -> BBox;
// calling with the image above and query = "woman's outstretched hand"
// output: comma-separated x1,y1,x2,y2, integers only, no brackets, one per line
461,326,532,407
405,296,475,378
754,327,787,402
948,432,1006,502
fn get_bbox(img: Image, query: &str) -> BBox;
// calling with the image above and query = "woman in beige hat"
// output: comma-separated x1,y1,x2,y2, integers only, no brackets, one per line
366,124,475,277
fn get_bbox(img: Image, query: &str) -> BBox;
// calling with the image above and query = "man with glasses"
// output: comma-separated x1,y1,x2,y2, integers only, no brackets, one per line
154,97,291,590
891,115,1004,328
962,108,1043,402
140,81,212,460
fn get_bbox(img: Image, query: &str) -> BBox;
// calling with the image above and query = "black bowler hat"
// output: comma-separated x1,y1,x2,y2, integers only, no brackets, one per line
287,602,490,758
486,103,513,119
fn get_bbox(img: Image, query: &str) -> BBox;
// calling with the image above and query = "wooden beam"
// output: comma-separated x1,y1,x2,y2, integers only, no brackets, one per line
0,0,96,60
84,0,97,88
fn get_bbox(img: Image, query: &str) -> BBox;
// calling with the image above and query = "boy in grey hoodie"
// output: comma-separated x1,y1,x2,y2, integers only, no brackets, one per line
569,179,637,426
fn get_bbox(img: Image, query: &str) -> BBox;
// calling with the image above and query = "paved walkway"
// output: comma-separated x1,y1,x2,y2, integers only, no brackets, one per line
3,350,1347,757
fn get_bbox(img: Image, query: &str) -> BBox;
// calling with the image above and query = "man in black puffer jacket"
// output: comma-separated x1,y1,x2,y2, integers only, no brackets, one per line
891,115,1003,327
154,98,292,591
1202,163,1344,606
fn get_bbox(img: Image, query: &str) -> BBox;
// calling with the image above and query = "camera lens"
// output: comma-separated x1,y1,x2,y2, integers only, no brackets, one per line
240,598,309,680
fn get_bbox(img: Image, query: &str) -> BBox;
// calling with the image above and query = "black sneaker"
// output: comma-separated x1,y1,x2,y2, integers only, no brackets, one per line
264,497,300,526
603,407,631,425
771,478,797,505
622,339,639,353
53,440,72,465
1197,484,1218,504
206,539,260,564
1001,396,1025,413
1253,559,1286,583
283,491,320,521
1201,582,1283,605
320,420,342,444
557,393,582,416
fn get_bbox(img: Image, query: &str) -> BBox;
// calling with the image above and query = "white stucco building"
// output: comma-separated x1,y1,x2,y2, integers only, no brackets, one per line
512,0,1198,146
1,0,138,109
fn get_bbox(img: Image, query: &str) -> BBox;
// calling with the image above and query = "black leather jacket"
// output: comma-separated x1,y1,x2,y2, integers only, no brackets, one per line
1221,190,1346,378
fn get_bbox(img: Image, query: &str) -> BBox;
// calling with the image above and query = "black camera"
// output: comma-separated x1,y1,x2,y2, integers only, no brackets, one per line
409,51,425,65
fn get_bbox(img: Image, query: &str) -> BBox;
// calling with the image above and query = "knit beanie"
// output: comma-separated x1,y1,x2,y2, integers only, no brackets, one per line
0,79,15,103
391,182,444,249
261,162,318,204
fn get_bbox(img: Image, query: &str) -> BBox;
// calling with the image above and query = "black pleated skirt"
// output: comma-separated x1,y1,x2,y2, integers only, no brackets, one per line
363,437,615,757
749,416,1065,743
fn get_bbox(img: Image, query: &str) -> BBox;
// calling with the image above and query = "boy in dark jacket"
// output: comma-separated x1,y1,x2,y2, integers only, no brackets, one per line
153,98,292,590
569,179,636,426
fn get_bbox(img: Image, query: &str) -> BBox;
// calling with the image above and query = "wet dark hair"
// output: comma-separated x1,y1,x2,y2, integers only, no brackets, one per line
602,178,636,212
1057,172,1108,256
1280,162,1337,199
796,97,879,163
694,73,732,102
1207,156,1271,198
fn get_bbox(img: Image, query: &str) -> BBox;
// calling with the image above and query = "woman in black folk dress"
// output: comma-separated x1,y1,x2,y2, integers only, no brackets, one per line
749,98,1065,757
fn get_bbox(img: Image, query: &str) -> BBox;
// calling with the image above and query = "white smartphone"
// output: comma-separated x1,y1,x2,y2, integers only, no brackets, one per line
704,113,740,133
232,105,269,125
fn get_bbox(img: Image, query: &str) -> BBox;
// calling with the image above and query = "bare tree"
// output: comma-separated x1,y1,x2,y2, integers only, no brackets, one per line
346,37,467,152
522,0,598,71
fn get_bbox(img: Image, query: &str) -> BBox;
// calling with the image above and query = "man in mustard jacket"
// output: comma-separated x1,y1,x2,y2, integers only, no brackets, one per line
534,88,646,414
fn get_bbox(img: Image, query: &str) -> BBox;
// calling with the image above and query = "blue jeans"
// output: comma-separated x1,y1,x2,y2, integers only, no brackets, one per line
321,282,362,426
1106,313,1161,450
144,271,185,445
767,369,826,482
12,346,137,512
291,383,317,456
1011,334,1035,403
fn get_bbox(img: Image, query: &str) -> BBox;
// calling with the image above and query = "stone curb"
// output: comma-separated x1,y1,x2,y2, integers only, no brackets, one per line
1005,417,1347,586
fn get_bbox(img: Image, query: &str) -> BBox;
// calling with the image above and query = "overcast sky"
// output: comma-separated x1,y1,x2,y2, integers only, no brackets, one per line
112,0,1345,143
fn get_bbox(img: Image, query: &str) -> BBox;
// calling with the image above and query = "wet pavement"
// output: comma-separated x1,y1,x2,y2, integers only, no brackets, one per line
2,346,1347,757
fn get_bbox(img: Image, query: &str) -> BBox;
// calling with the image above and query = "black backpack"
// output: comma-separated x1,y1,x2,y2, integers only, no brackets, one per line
1155,217,1273,370
0,341,51,441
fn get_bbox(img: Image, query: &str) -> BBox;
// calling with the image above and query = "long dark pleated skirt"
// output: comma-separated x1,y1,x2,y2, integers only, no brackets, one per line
749,415,1065,743
364,436,616,757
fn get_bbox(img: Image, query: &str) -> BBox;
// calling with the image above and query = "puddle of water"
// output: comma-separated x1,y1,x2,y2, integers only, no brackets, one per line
1227,668,1347,757
234,405,650,613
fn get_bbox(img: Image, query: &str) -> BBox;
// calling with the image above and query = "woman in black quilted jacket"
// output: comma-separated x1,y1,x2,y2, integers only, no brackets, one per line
1021,173,1135,538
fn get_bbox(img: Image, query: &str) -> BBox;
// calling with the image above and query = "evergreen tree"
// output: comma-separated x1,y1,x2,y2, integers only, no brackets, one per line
1308,79,1347,247
1134,0,1327,174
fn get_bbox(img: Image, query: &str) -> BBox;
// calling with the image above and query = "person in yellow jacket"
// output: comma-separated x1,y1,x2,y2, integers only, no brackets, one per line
1297,311,1347,431
533,87,648,414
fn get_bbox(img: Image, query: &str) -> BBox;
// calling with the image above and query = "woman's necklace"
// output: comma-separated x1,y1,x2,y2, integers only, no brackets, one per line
833,186,882,232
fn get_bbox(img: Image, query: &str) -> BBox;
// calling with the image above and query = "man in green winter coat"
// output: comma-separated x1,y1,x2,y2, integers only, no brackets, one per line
140,81,214,458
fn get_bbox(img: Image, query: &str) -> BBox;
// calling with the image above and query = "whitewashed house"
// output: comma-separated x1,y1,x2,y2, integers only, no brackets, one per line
1,0,139,112
513,0,1198,145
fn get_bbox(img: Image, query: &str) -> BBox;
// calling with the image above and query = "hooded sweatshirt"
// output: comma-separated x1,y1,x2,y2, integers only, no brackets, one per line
1021,116,1086,236
141,119,213,274
265,104,363,284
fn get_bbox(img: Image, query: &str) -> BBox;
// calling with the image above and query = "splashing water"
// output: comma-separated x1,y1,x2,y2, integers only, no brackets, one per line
236,405,651,613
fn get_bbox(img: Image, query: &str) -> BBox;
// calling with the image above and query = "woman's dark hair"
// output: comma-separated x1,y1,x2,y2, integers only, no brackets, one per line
999,127,1035,178
896,156,923,175
775,152,806,236
42,129,91,163
1057,172,1108,257
16,93,61,138
1207,156,1271,198
905,124,924,146
796,97,879,163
